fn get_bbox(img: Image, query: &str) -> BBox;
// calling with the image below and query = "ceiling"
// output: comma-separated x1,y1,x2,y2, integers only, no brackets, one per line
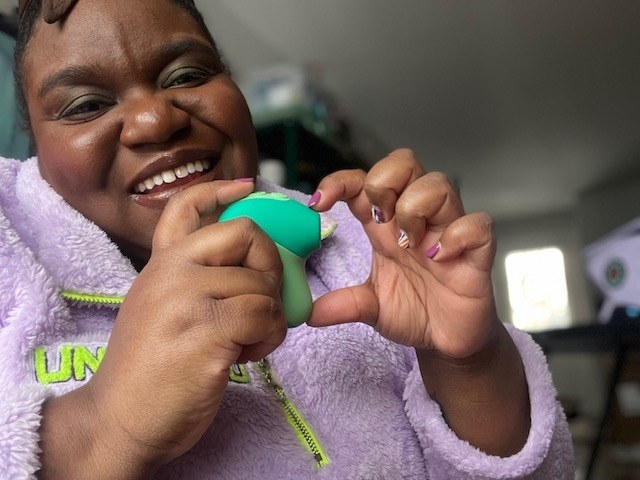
199,0,640,222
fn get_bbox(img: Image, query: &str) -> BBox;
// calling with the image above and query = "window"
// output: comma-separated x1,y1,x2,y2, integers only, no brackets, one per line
505,247,571,331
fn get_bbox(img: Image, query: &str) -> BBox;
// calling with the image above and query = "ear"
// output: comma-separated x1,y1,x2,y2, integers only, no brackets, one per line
42,0,79,24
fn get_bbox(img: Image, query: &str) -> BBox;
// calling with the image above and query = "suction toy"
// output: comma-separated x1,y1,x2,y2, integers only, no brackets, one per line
219,192,321,327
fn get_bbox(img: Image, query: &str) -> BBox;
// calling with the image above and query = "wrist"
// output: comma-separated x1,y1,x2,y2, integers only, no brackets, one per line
38,384,160,479
416,324,531,456
416,320,503,380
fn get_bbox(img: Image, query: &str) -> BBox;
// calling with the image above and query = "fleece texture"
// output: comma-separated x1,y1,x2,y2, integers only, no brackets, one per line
0,156,575,479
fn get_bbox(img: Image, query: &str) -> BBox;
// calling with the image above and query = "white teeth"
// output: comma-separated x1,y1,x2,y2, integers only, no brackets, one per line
134,160,212,193
162,170,177,183
175,166,189,178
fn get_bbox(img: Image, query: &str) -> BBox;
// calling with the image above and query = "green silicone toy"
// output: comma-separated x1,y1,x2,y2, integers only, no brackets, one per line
218,192,321,328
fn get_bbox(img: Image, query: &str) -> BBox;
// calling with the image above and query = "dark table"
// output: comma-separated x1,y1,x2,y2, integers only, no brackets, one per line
531,318,640,480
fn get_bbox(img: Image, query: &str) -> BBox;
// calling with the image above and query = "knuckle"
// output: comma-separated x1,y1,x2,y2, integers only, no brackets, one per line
269,296,285,324
425,172,460,204
234,216,257,232
325,168,366,183
426,171,452,190
363,180,394,200
234,217,267,244
388,147,415,160
477,212,494,237
395,192,422,221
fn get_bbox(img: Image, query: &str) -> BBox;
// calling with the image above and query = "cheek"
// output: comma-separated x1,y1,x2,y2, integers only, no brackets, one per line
186,81,258,171
69,128,104,155
35,123,115,193
219,87,256,144
221,93,259,176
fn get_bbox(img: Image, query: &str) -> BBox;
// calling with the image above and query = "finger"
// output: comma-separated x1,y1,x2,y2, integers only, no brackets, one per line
214,294,287,347
179,217,283,277
189,293,287,364
153,179,254,250
429,212,495,269
308,168,372,224
394,171,465,249
307,284,379,328
362,148,425,224
189,265,282,300
308,149,426,226
237,335,286,364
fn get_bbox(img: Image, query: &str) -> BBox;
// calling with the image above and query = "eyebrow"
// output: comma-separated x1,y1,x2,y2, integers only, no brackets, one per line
37,39,218,99
153,39,217,65
38,63,102,99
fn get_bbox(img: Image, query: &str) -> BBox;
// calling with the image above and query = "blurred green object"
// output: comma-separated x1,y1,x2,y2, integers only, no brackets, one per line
0,30,30,160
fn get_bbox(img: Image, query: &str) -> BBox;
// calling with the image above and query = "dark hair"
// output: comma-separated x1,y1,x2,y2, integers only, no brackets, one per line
13,0,223,138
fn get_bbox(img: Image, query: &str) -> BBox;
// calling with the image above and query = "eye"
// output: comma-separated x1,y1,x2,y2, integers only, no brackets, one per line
162,67,214,88
59,94,115,122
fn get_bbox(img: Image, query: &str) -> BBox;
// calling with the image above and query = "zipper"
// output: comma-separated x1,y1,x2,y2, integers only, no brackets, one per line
61,290,125,306
60,291,329,466
258,358,329,468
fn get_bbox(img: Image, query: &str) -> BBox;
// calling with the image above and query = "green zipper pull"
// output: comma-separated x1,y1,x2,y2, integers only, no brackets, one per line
258,358,329,468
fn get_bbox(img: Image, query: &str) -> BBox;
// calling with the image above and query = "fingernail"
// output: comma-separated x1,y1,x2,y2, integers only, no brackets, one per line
308,190,321,207
425,242,441,259
371,205,386,224
233,177,254,183
397,230,410,249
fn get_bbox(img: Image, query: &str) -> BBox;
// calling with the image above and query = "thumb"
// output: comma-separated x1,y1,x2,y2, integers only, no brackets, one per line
153,180,254,250
307,284,379,328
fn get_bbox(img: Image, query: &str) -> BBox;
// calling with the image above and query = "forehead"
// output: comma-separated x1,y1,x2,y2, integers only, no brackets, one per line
24,0,207,81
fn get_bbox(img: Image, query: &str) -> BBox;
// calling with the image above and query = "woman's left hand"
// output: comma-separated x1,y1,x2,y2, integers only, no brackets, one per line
307,148,500,359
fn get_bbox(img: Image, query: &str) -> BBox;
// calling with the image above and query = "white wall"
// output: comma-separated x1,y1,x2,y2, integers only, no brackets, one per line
493,212,609,419
492,169,640,422
493,210,597,328
576,167,640,247
0,0,17,17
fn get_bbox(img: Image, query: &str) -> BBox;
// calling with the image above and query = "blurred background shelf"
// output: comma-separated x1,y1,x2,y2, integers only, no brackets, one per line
254,111,369,193
532,319,640,480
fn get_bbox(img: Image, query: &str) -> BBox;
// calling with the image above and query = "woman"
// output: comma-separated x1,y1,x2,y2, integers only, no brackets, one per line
0,0,574,477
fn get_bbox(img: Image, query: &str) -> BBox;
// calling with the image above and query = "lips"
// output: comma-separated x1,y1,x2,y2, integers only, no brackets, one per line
130,149,219,193
129,149,220,208
133,159,212,193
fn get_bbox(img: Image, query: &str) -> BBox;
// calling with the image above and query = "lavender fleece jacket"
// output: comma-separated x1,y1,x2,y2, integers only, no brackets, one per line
0,157,574,479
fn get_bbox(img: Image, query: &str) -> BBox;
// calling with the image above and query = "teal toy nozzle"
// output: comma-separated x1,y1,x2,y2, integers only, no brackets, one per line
218,192,321,327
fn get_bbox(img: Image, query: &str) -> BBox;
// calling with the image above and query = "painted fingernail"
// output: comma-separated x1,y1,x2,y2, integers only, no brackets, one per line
233,177,254,183
397,230,410,249
308,190,321,207
425,242,441,259
372,205,386,224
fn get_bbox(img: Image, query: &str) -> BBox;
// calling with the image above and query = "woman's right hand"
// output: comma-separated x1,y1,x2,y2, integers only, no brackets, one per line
38,180,288,478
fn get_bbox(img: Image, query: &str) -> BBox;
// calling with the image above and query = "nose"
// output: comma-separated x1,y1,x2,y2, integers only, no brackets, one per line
120,92,190,147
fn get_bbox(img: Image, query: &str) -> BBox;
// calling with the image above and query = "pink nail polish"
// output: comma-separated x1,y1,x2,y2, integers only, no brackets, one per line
425,242,441,259
233,177,254,183
308,190,321,207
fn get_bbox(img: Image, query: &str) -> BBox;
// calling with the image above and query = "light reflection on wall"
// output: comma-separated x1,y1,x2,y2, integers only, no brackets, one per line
505,247,571,332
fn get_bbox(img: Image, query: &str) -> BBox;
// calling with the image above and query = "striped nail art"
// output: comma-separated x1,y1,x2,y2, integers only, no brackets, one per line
371,205,386,224
397,230,410,249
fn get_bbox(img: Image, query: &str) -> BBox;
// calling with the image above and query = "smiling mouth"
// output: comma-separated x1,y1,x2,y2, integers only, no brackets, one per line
133,159,212,194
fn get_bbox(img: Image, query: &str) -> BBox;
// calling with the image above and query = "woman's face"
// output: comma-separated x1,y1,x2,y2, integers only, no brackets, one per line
22,0,258,267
